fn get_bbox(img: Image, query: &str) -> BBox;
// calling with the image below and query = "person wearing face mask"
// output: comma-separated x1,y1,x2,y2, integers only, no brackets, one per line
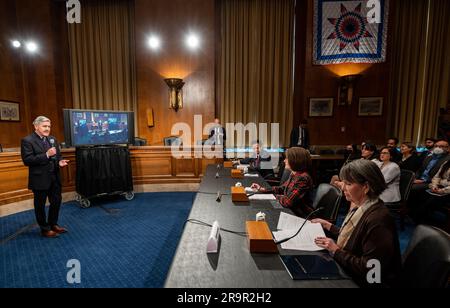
414,140,450,188
312,160,401,287
408,140,450,213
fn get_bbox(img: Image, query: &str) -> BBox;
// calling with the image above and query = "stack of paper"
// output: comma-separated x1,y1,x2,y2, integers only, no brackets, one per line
248,194,276,201
272,212,325,251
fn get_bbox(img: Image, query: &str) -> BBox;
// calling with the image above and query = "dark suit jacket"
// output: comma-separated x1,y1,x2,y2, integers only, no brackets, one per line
329,201,402,287
416,153,450,181
239,150,272,177
21,133,62,190
289,126,310,149
209,126,226,142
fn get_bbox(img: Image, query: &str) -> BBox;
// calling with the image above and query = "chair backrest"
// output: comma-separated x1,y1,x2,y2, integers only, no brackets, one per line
312,183,342,222
163,136,181,146
279,168,291,186
134,137,147,146
319,149,335,155
400,225,450,288
0,143,3,152
399,169,415,202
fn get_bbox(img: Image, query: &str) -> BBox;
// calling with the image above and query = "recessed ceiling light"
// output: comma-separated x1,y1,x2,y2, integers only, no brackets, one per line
12,40,21,48
148,35,161,50
186,34,200,50
25,41,38,53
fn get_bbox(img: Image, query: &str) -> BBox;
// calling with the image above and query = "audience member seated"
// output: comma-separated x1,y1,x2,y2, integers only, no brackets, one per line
386,137,402,163
345,144,361,161
312,159,401,287
239,142,272,177
372,147,401,203
418,137,436,162
250,147,313,218
398,142,421,173
413,160,450,224
409,139,450,214
413,139,450,189
330,143,378,189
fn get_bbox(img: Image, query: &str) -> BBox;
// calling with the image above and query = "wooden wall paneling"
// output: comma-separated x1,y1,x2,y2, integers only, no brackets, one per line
134,0,216,146
293,0,393,146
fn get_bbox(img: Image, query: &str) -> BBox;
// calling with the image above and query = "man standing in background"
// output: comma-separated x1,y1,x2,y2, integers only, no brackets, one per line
290,119,310,149
21,116,70,238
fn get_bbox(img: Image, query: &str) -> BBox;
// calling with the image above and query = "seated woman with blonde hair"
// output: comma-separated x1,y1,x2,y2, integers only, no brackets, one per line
312,159,401,287
251,147,314,218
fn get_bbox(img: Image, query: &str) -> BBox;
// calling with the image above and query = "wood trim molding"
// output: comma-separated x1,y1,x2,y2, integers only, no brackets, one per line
0,147,219,206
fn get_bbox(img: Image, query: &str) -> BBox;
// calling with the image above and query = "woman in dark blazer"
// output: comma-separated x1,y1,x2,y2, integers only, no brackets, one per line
251,147,314,218
398,142,422,173
312,159,401,287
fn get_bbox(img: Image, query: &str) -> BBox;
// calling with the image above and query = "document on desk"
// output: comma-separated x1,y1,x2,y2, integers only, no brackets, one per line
248,194,277,200
272,212,325,251
244,173,259,177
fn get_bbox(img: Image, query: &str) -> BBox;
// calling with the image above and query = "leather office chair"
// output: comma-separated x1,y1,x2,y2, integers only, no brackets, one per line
0,143,2,152
163,136,181,146
399,225,450,288
385,169,415,230
312,183,342,223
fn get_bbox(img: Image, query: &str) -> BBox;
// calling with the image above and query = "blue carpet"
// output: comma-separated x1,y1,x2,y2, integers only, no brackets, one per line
0,192,195,288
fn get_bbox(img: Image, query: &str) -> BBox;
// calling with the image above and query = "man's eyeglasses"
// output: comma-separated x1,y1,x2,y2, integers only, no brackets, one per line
435,145,449,149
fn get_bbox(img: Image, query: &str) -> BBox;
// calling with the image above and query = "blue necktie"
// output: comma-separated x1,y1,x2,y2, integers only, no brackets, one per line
42,137,50,150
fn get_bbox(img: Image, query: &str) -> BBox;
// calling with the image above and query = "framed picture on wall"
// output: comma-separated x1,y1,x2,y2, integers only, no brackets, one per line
0,101,20,121
358,97,383,116
309,98,334,117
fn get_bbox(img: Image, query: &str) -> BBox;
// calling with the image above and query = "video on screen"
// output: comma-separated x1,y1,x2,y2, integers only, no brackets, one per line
71,111,130,146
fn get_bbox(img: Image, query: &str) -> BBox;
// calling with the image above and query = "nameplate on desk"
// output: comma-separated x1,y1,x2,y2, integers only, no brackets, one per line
231,169,243,178
231,186,249,202
246,221,278,253
223,161,233,168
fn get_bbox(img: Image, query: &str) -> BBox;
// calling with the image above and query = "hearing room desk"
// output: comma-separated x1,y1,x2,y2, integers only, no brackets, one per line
164,165,357,288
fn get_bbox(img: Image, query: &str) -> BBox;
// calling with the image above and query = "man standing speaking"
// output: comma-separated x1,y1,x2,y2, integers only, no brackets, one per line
21,116,70,238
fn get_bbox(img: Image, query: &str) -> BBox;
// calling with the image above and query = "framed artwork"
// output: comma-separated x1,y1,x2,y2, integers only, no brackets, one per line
358,97,383,116
309,98,334,117
0,101,20,121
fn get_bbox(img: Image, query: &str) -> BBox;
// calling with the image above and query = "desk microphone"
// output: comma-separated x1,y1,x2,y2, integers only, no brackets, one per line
216,191,222,202
215,172,220,178
274,207,324,245
49,138,57,161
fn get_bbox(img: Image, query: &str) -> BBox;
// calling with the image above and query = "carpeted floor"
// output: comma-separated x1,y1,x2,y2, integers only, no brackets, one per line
0,192,196,288
1,192,418,288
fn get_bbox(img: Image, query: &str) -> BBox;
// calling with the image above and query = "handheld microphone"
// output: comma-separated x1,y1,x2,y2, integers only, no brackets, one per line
274,207,324,245
49,138,57,161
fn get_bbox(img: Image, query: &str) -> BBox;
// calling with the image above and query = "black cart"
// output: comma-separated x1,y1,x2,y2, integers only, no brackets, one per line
75,145,134,208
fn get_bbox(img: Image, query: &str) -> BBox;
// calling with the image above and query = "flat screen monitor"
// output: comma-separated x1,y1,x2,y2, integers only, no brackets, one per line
63,109,135,147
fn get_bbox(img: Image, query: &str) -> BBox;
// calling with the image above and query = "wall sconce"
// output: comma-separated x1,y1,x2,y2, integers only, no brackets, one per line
338,74,361,105
164,78,185,112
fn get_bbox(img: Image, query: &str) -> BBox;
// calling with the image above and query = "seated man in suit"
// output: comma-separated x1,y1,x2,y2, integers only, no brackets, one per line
239,141,272,177
409,139,450,214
